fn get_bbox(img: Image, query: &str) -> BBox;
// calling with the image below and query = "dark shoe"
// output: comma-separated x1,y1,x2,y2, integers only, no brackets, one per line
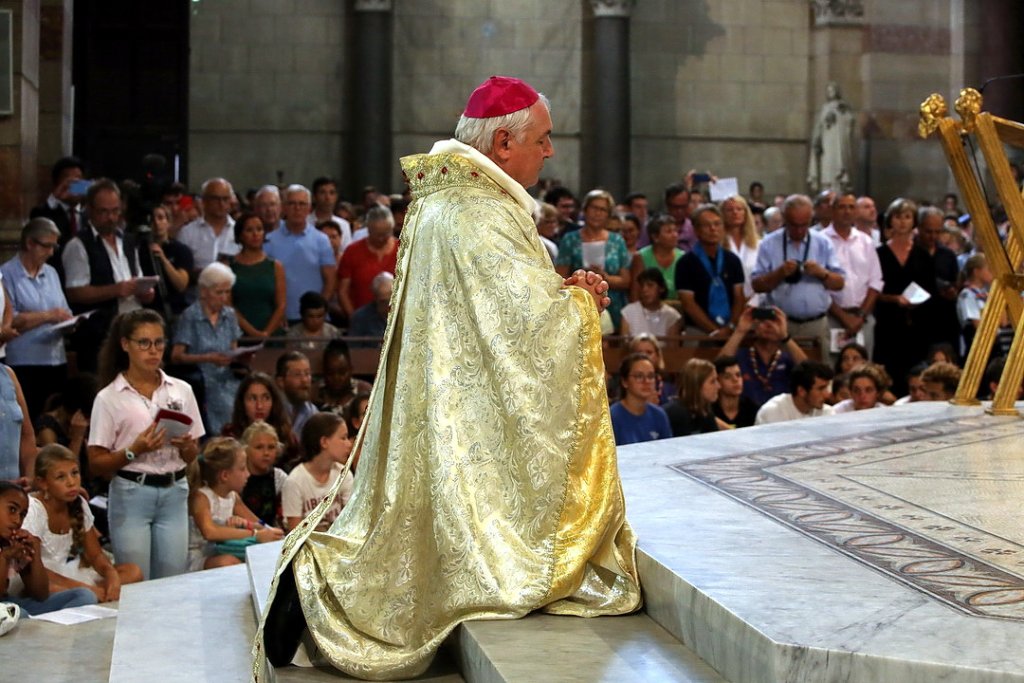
263,563,306,666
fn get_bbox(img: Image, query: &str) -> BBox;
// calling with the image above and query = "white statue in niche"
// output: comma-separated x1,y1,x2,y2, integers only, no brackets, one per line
808,81,855,193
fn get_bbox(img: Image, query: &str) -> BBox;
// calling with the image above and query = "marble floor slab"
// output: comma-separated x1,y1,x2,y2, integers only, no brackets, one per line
619,401,1024,682
109,564,256,683
0,600,116,682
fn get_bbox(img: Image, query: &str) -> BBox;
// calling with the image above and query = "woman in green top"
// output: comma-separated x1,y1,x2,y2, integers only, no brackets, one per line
630,214,684,301
230,213,286,339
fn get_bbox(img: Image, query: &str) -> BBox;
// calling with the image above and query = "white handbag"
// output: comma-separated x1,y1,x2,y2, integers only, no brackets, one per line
0,602,20,636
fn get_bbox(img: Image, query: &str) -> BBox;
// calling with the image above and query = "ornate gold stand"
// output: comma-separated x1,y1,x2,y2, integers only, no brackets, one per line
920,90,1024,415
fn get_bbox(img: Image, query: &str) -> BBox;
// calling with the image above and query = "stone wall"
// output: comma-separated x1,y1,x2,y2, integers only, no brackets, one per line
184,0,986,208
188,0,348,193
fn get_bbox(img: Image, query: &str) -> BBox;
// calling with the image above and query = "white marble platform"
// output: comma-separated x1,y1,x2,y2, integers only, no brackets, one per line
248,541,724,682
109,564,256,682
620,401,1024,683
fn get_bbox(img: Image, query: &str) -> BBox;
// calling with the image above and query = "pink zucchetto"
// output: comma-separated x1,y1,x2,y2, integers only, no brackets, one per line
463,76,540,119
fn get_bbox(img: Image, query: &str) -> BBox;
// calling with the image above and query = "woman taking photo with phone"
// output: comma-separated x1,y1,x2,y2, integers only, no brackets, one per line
88,310,205,579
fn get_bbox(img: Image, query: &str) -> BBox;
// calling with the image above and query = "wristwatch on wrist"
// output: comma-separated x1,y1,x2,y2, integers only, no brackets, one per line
780,334,792,344
124,449,136,462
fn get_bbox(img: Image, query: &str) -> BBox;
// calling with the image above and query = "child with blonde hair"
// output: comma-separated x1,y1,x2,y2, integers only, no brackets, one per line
187,437,283,571
239,421,287,530
22,445,142,602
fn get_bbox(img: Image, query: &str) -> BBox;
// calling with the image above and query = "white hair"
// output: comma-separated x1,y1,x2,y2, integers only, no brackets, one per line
200,177,234,197
198,261,236,289
370,271,394,297
255,184,280,201
283,184,311,203
365,205,395,229
453,93,550,154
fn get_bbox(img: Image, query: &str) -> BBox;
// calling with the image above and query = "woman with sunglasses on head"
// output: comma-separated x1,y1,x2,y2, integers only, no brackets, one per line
87,309,204,579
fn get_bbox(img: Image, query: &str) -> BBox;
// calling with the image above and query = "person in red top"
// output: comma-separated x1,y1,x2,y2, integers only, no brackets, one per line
337,205,398,317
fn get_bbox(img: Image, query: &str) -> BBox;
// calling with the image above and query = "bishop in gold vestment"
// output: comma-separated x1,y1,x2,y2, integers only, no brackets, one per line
254,77,641,681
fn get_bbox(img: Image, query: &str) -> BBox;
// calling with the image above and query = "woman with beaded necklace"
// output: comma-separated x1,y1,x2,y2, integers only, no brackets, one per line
718,305,809,409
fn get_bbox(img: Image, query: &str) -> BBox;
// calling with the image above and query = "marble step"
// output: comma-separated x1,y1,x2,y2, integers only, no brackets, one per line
109,563,256,682
248,541,726,683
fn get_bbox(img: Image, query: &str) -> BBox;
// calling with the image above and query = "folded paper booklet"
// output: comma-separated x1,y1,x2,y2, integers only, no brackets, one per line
902,281,931,305
226,342,264,359
134,276,161,296
155,408,193,441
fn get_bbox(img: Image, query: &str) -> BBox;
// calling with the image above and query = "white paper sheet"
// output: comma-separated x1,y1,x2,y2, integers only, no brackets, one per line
226,343,264,359
134,276,161,296
30,604,118,625
709,177,740,202
50,310,95,332
902,281,932,305
581,241,607,270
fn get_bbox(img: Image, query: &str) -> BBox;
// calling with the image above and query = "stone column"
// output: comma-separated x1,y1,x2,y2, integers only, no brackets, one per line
0,0,40,240
36,0,73,191
588,0,633,199
351,0,393,196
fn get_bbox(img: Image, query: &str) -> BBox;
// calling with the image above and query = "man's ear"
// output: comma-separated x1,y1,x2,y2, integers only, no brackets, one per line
491,129,513,159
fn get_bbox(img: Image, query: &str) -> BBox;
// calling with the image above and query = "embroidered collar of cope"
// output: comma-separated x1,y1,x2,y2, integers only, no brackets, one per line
417,138,539,215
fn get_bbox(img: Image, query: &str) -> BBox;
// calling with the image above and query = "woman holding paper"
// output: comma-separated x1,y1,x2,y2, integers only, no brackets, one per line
874,198,936,395
0,218,74,418
88,309,204,579
171,262,243,435
555,189,631,330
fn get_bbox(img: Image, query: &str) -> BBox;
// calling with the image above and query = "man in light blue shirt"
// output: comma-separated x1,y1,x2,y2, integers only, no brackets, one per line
264,184,338,323
752,194,844,357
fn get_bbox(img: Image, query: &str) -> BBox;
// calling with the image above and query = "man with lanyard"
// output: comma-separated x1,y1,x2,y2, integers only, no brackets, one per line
751,193,844,357
675,204,745,338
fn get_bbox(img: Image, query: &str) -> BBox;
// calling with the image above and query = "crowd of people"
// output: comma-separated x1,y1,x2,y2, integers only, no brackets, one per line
0,150,1015,612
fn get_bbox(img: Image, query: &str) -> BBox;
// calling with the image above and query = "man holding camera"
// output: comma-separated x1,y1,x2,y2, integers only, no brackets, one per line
751,194,844,356
718,305,809,408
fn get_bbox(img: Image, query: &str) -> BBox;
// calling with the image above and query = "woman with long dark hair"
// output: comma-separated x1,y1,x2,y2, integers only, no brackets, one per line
222,372,299,468
87,309,204,579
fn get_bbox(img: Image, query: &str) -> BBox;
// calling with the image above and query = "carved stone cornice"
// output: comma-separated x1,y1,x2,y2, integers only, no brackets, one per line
811,0,864,26
354,0,392,12
589,0,635,19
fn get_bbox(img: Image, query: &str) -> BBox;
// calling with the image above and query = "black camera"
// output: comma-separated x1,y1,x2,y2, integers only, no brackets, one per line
784,263,803,284
752,307,777,321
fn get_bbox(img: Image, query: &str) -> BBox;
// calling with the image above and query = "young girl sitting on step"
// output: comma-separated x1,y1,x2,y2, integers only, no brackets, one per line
187,437,284,571
0,480,97,615
281,412,354,532
22,444,143,602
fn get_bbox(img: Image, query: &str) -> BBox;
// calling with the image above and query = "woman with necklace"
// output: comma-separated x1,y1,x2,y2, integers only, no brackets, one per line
874,198,935,395
556,189,631,330
87,309,204,579
230,212,286,339
630,214,683,302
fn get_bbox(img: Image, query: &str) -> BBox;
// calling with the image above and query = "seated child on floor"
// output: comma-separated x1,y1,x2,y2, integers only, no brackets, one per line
187,437,284,571
281,412,354,532
0,481,97,615
239,421,287,530
22,445,142,602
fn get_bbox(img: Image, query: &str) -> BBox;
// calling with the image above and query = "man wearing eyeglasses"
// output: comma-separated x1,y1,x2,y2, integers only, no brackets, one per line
177,177,240,275
62,178,155,372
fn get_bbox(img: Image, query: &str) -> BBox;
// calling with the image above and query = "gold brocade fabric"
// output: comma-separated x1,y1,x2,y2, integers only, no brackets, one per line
252,145,641,681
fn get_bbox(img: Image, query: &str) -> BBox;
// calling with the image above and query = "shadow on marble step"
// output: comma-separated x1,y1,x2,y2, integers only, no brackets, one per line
247,542,726,683
110,563,256,682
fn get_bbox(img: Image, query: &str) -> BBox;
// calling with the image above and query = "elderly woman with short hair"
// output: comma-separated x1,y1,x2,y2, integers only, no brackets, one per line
0,217,74,417
170,262,243,434
556,189,631,329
